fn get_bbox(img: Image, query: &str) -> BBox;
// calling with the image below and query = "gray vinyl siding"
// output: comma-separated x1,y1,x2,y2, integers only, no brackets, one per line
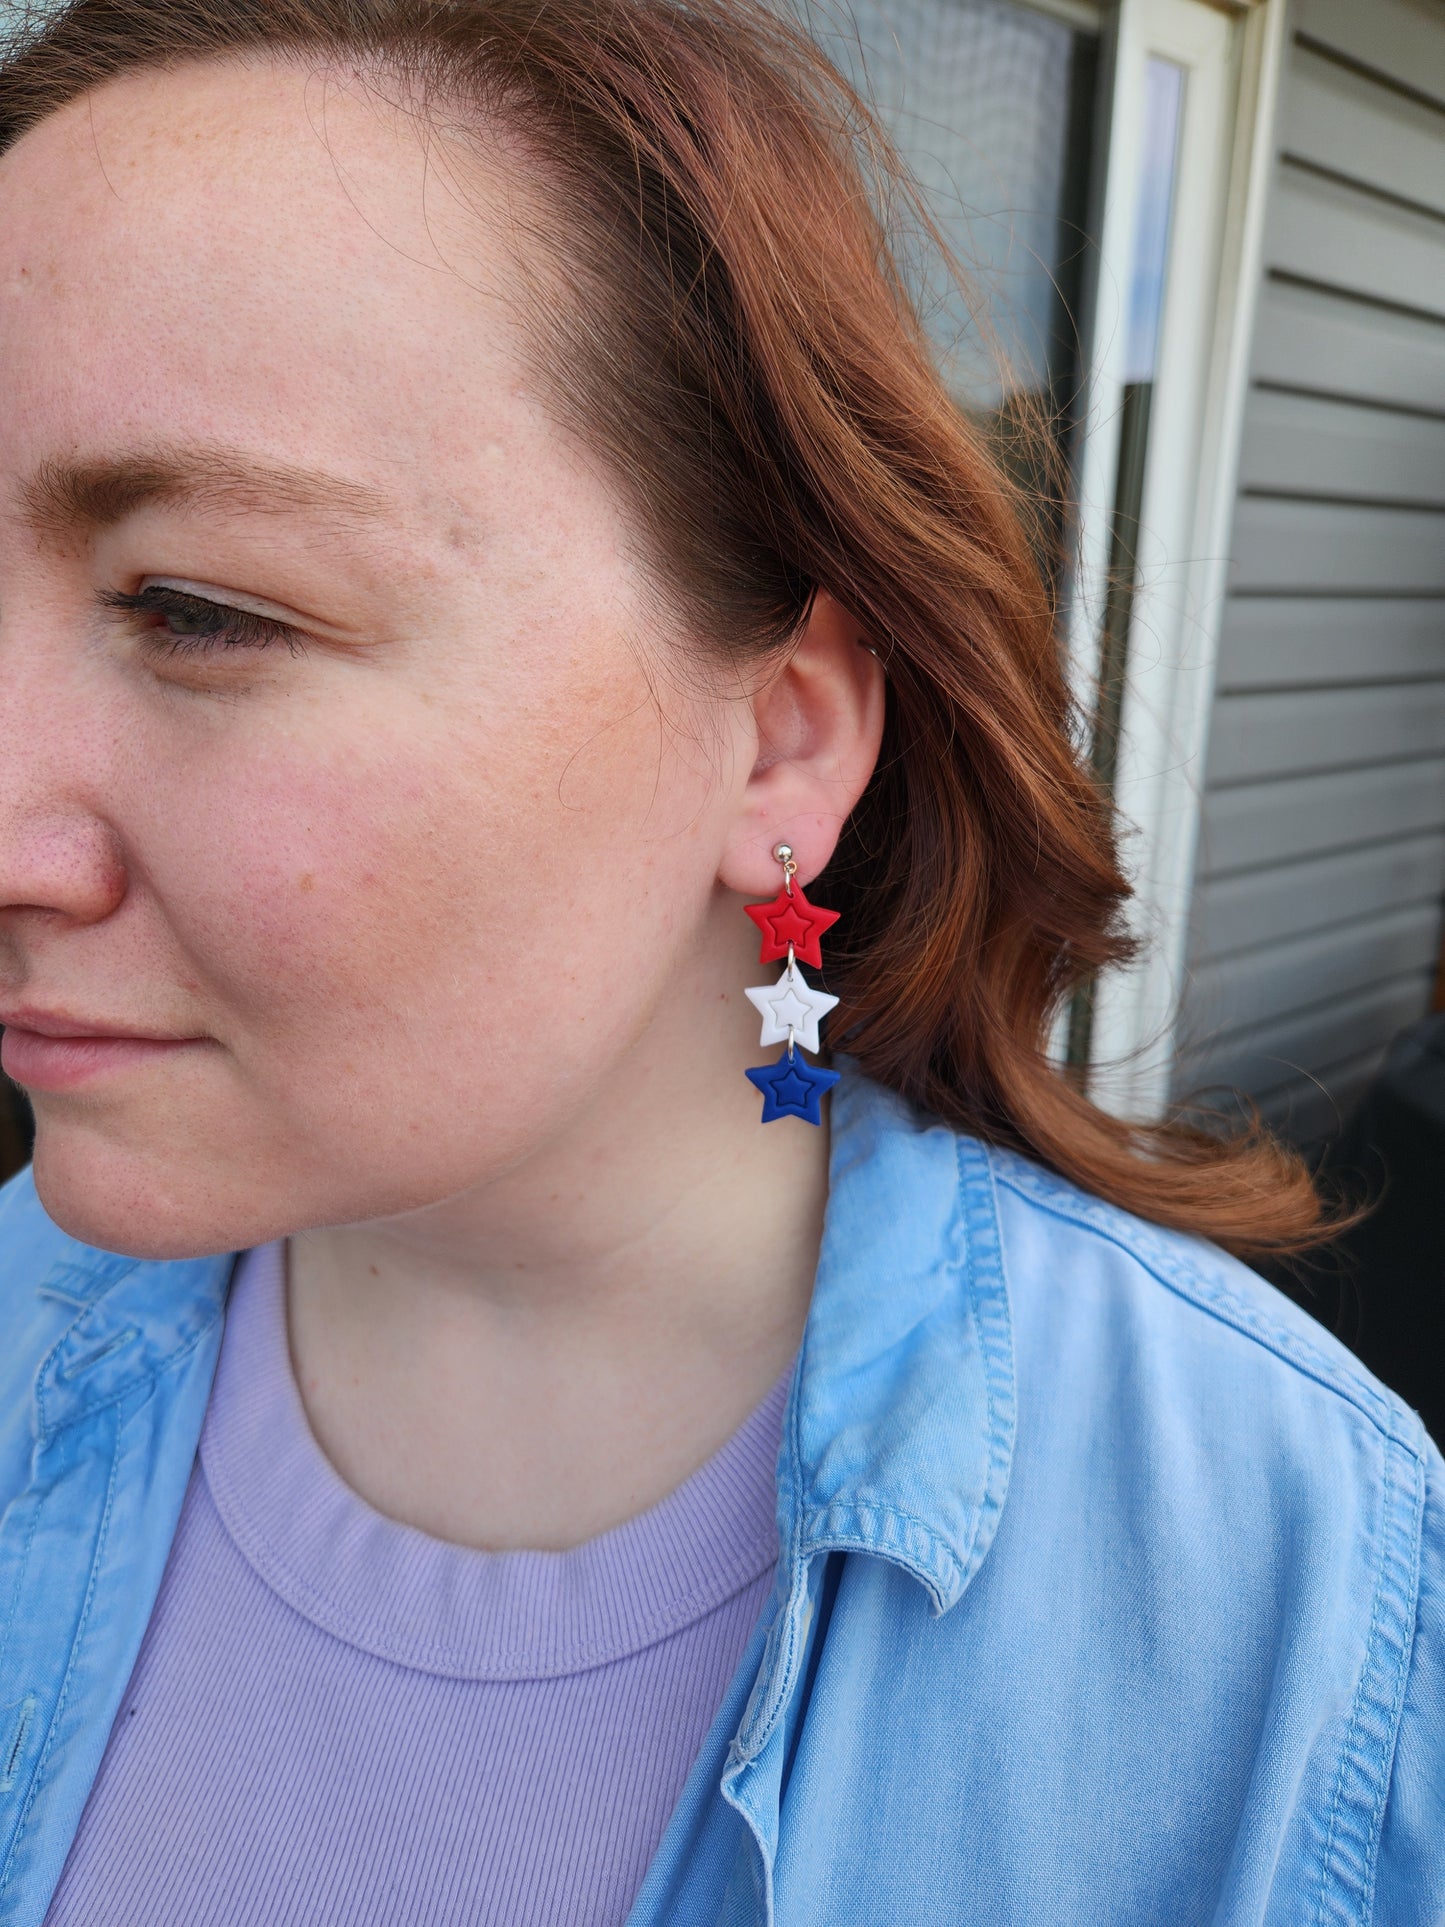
1175,0,1445,1145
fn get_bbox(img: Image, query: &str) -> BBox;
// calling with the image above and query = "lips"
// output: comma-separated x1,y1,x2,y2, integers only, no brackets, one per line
0,1008,207,1094
0,1006,187,1040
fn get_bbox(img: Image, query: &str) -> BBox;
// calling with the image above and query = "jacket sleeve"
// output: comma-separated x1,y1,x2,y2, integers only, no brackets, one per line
1373,1430,1445,1926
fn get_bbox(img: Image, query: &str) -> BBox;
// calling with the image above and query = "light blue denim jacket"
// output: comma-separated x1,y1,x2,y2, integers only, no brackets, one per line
0,1069,1441,1926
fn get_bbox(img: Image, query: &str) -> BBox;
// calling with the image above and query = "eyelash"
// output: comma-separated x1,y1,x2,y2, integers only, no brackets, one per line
97,585,306,658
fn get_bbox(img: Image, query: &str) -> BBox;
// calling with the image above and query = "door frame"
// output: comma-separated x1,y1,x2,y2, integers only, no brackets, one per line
1066,0,1290,1117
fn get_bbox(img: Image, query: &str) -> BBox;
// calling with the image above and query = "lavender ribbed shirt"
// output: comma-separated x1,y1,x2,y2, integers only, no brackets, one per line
45,1241,787,1926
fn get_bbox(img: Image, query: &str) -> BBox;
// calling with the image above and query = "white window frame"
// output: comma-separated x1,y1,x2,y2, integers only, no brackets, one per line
1017,0,1105,29
1066,0,1289,1118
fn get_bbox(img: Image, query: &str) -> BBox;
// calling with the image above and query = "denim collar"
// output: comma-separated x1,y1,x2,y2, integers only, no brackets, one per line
10,1069,1015,1926
28,1066,1015,1584
29,1065,1015,1587
30,1243,233,1443
792,1067,1015,1602
732,1065,1016,1764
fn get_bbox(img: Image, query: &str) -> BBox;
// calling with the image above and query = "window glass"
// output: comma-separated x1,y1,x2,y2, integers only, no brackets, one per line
1091,55,1187,797
793,0,1101,419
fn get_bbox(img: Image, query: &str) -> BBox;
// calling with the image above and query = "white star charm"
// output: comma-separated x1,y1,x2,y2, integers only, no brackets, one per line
745,963,839,1053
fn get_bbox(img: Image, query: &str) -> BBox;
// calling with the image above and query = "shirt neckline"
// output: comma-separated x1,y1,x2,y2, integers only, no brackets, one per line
199,1241,788,1681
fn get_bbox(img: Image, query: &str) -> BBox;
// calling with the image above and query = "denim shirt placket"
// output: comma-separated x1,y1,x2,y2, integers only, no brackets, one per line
686,1129,1017,1926
0,1252,231,1924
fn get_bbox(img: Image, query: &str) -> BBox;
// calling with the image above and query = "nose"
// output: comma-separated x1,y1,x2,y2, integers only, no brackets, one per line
0,654,127,931
0,807,127,927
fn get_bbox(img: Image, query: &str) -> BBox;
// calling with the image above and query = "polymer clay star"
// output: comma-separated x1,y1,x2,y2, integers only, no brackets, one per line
745,1050,841,1125
744,964,839,1053
744,881,841,970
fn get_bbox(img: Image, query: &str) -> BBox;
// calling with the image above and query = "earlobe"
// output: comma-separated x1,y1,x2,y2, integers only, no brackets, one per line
717,589,886,897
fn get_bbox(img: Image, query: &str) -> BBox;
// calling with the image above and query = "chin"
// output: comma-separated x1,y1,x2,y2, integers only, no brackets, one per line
28,1124,269,1263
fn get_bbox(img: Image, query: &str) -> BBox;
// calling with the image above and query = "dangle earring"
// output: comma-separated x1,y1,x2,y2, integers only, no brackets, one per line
743,844,842,1124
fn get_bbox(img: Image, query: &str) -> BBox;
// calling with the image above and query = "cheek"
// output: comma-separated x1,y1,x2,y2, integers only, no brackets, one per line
159,740,533,1060
148,668,730,1118
32,624,744,1248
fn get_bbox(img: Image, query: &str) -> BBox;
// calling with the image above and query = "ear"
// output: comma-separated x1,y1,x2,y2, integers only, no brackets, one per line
717,589,886,895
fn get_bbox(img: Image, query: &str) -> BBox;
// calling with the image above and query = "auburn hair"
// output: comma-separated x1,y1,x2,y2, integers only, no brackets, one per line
0,0,1330,1255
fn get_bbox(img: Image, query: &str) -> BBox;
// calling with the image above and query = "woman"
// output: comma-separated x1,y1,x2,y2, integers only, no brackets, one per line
0,1,1438,1921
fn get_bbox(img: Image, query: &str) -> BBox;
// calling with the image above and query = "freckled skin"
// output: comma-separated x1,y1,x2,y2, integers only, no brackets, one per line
0,61,885,1547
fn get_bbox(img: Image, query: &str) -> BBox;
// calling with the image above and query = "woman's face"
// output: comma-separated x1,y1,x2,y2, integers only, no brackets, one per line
0,61,783,1256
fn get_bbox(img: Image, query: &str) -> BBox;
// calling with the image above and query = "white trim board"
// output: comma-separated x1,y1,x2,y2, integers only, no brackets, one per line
1070,0,1291,1119
1014,0,1104,30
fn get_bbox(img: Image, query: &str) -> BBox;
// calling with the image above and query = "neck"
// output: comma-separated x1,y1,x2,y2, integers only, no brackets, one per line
287,901,829,1550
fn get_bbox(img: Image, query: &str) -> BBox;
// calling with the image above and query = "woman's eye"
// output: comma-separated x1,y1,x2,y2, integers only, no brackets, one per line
97,584,304,658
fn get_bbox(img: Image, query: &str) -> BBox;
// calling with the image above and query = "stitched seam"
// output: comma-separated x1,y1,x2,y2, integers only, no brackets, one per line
957,1140,993,1584
1315,1443,1393,1927
0,1315,63,1859
967,1147,1016,1588
737,1330,811,1758
992,1162,1414,1448
1357,1448,1425,1917
0,1511,45,1887
795,1140,1013,1611
739,1112,1013,1756
36,1313,220,1444
32,1320,84,1443
992,1157,1392,1422
39,1260,136,1303
204,1447,779,1678
995,1144,1426,1924
801,1500,964,1589
1313,1435,1424,1926
0,1486,45,1717
0,1398,125,1906
0,1305,221,1900
734,1123,984,1759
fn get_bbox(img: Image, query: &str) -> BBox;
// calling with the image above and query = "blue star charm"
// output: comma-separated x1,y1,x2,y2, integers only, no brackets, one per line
745,1050,841,1124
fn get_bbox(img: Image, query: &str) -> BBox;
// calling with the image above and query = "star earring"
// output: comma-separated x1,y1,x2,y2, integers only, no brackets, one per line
743,844,842,1124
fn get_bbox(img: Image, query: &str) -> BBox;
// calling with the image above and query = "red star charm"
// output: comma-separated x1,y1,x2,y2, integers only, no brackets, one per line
744,881,841,969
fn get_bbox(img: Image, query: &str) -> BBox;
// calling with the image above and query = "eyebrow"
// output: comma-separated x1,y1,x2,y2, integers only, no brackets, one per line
17,444,394,537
